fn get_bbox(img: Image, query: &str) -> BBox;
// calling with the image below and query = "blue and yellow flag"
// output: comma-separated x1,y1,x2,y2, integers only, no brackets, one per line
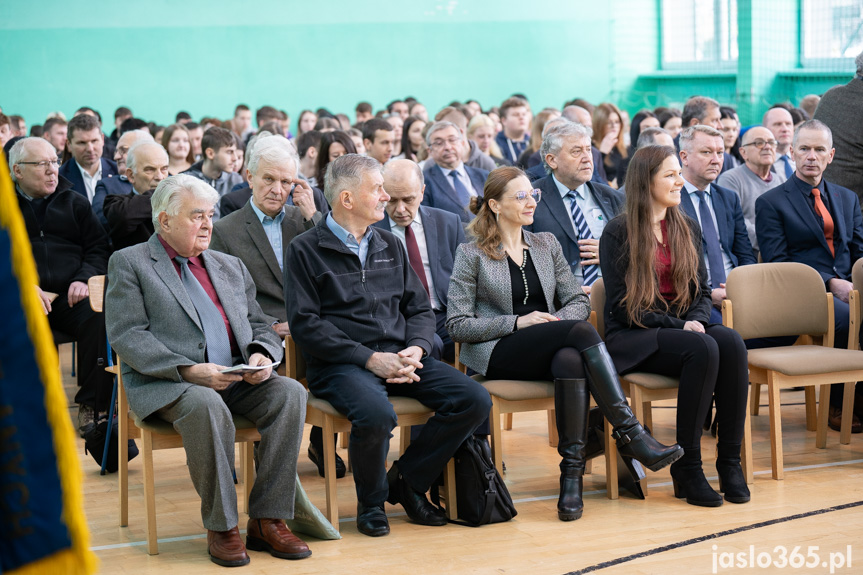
0,154,96,573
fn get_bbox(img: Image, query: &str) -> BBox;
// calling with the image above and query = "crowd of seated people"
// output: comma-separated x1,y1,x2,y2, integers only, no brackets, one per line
6,52,863,566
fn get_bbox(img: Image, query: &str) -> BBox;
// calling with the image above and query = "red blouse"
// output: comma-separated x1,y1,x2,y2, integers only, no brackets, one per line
655,220,676,300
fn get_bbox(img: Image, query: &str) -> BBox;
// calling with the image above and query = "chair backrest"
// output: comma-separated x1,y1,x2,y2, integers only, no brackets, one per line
852,257,863,292
589,279,606,339
725,262,829,340
88,275,106,313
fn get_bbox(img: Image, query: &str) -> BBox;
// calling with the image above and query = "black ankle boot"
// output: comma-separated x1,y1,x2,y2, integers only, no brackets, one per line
670,455,723,507
716,444,750,504
554,378,589,521
581,342,683,472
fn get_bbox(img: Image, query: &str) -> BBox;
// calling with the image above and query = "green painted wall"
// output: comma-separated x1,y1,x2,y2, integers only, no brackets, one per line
0,1,655,128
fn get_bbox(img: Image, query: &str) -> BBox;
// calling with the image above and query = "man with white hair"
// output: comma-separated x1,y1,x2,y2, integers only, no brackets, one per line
102,141,169,250
10,137,113,437
814,49,863,205
93,129,154,229
105,175,310,567
526,106,607,184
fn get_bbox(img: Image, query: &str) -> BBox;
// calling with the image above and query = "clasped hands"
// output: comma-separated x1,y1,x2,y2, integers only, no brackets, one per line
178,352,273,390
366,346,424,383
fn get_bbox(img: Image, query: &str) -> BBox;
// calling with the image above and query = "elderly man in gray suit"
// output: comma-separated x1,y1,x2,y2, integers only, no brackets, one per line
105,175,310,568
209,134,342,480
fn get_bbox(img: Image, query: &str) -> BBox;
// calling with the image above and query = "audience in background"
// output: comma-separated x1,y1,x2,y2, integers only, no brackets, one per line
592,102,628,188
162,123,195,175
495,97,531,164
59,113,119,205
182,126,241,219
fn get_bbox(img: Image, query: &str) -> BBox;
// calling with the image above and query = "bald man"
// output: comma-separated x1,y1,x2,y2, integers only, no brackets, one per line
103,141,169,250
763,107,796,178
93,129,153,229
717,126,787,253
373,159,465,362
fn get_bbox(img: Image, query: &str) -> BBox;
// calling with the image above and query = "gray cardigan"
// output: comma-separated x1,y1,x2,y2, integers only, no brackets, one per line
446,229,591,375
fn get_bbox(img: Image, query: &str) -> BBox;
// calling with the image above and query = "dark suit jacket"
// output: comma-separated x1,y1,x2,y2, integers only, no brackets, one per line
93,174,132,228
755,174,863,283
525,146,608,185
220,182,330,219
815,77,863,203
678,182,756,279
209,200,315,321
59,157,119,202
599,215,712,373
526,174,624,275
103,189,155,251
421,164,489,223
372,206,466,309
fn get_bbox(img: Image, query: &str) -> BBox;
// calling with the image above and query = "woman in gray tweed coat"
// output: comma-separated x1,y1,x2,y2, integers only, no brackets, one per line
447,166,682,521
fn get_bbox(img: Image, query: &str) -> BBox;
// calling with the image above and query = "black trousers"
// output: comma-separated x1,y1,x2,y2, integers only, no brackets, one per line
629,325,748,454
48,296,113,412
307,358,490,507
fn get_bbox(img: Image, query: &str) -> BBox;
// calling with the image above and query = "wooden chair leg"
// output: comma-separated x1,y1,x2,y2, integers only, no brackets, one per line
242,441,255,513
489,399,504,475
742,388,754,485
604,417,618,500
442,458,457,520
339,431,348,449
547,409,558,447
321,416,339,531
643,402,654,432
399,426,411,453
839,381,855,445
142,431,158,555
503,413,513,431
805,386,817,431
751,382,761,416
767,375,784,480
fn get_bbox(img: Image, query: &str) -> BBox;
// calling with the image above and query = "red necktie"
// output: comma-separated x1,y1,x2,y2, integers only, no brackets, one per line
812,188,835,257
404,223,430,297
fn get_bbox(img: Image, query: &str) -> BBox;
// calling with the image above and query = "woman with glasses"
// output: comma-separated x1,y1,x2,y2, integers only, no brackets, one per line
447,166,682,522
600,145,750,509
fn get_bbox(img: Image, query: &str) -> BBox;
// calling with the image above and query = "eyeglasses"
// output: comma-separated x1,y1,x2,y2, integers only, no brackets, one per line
511,189,541,203
429,137,461,149
741,139,778,149
18,159,60,169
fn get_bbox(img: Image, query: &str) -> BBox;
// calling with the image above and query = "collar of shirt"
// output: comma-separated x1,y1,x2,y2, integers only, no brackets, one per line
439,162,467,183
78,159,102,182
683,178,711,196
326,212,372,254
789,172,825,198
388,209,423,234
250,199,286,226
158,234,205,274
553,174,586,200
15,184,34,201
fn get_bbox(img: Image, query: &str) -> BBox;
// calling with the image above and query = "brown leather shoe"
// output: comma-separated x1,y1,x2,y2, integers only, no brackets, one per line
207,526,250,567
246,518,311,560
828,406,863,434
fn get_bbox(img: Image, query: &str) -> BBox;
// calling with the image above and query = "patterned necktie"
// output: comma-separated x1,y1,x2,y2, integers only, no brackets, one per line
404,223,430,297
812,188,835,257
695,190,726,288
174,256,233,367
566,191,599,286
449,170,472,207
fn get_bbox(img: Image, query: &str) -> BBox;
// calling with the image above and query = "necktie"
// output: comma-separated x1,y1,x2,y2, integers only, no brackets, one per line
404,223,430,297
782,156,793,178
175,256,233,367
449,170,472,207
566,191,599,286
694,190,726,288
812,188,835,257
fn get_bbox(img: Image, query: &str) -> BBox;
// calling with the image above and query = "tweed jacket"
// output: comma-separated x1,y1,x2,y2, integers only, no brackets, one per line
105,234,283,420
447,230,590,375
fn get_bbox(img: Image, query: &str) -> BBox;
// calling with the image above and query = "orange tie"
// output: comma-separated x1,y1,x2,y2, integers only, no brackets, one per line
812,188,835,257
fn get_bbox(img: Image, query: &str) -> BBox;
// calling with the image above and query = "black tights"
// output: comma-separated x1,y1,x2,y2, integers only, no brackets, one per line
632,325,748,453
486,320,602,381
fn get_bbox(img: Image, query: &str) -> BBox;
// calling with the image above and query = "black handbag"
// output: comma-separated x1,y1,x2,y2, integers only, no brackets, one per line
442,435,518,526
83,417,138,473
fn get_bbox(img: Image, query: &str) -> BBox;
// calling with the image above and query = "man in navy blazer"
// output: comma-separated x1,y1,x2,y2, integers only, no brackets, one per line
526,112,609,185
678,126,756,323
58,113,118,205
756,120,863,429
375,159,465,362
421,121,488,224
526,121,623,293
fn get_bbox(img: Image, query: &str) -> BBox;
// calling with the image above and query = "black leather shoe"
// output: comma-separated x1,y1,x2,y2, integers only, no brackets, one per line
386,462,447,526
307,443,346,478
716,460,751,504
356,504,390,537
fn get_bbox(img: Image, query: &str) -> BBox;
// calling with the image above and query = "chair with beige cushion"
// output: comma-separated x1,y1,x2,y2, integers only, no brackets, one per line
590,278,754,494
723,262,863,479
285,336,457,530
88,275,259,556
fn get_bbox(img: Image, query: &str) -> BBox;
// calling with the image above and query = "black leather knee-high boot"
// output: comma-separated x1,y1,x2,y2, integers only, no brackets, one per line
581,342,683,472
554,378,589,521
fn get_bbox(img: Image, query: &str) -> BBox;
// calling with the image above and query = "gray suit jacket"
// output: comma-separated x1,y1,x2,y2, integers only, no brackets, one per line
209,200,314,321
105,234,283,419
446,230,591,375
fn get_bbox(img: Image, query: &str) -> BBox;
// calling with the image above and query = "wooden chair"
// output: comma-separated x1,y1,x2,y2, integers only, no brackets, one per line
723,262,863,479
285,336,457,531
89,275,260,555
590,279,754,494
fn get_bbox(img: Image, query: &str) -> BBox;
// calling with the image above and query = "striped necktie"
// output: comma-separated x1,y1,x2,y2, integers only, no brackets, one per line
566,191,599,286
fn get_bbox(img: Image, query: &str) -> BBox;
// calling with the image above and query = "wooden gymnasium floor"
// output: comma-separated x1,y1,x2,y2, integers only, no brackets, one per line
62,345,863,575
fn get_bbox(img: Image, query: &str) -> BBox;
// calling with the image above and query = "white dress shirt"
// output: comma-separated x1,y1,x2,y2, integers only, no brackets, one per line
77,160,102,204
388,212,441,310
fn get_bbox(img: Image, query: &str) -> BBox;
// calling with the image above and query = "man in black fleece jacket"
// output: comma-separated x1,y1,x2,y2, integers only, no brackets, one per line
285,154,490,537
11,137,113,436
